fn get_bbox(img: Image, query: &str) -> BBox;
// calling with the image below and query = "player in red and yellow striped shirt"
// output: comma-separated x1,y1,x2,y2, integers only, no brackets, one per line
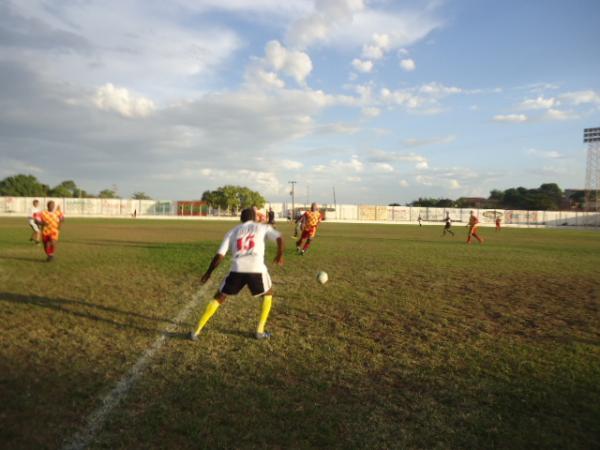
40,201,64,261
295,202,322,255
466,210,483,244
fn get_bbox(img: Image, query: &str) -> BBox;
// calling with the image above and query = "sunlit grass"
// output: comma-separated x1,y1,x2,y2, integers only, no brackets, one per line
1,218,599,449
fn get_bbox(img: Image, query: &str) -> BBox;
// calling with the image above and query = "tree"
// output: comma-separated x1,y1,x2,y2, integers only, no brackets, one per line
48,180,88,197
0,174,48,196
98,189,119,199
132,192,152,200
202,185,266,212
409,198,454,207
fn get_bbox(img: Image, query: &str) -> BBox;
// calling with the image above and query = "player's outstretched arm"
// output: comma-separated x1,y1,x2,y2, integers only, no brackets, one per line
201,254,224,284
273,237,284,266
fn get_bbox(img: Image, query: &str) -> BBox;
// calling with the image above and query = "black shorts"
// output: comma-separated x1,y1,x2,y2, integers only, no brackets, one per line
219,272,272,297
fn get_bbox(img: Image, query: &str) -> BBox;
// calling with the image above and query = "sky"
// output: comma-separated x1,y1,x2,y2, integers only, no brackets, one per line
1,0,599,204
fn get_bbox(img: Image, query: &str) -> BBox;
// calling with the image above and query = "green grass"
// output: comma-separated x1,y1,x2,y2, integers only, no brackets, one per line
1,217,599,449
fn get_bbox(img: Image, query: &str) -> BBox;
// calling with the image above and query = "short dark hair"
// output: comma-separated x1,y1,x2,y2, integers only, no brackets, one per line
240,208,255,222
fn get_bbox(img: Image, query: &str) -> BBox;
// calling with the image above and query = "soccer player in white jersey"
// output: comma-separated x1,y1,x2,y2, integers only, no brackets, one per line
190,208,284,340
28,199,41,244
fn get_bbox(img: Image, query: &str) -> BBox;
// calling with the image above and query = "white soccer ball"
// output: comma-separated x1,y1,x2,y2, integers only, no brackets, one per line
317,271,328,284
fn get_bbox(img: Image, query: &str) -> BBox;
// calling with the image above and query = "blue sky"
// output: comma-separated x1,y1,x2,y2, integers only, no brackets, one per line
0,0,599,203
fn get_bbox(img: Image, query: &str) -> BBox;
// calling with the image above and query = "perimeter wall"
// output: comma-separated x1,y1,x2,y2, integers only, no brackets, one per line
1,196,599,227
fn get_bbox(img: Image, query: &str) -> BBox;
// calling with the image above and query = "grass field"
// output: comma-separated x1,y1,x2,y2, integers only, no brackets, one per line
1,217,599,449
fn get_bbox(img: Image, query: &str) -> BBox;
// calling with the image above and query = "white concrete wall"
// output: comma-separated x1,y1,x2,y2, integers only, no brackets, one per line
2,196,599,227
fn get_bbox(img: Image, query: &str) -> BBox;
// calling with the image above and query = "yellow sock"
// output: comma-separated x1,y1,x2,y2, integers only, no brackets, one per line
193,300,220,335
257,295,272,334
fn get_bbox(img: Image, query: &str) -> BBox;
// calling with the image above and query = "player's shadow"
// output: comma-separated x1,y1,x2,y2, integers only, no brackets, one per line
0,292,191,335
68,239,166,249
0,255,46,263
216,327,256,339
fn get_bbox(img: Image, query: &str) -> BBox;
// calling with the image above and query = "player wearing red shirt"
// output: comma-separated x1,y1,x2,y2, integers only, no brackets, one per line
40,201,64,261
466,211,483,244
295,202,322,255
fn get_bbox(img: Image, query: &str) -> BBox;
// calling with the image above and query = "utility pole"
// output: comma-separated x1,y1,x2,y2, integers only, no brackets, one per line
289,181,297,218
332,186,337,219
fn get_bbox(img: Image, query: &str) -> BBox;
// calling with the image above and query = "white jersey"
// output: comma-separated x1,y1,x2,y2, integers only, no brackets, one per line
29,206,40,224
217,221,281,273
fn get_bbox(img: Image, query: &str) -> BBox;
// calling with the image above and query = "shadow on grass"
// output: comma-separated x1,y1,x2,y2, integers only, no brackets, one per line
0,255,46,263
216,327,256,339
67,239,168,249
0,292,191,334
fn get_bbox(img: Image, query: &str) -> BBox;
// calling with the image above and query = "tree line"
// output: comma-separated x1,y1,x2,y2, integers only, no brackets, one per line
0,174,267,211
0,174,151,199
404,183,588,210
201,185,266,211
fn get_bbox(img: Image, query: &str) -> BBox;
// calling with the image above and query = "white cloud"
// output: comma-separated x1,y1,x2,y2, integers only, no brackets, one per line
400,58,416,71
368,149,428,169
559,90,600,105
519,96,556,110
415,175,432,186
347,176,362,182
526,148,564,159
2,2,243,101
362,45,384,60
403,135,455,148
492,114,528,123
352,58,373,73
94,83,156,118
399,179,409,187
245,68,286,89
544,108,577,121
373,162,394,173
264,40,313,85
359,33,391,64
362,106,381,117
419,82,462,97
280,159,304,169
448,179,460,189
160,166,286,196
372,33,391,50
287,0,365,48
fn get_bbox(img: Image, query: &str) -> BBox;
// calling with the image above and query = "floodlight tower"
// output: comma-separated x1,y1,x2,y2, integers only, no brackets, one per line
584,127,600,211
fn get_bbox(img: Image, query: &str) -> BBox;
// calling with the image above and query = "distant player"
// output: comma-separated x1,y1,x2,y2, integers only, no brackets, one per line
495,216,501,232
417,215,422,227
295,202,322,255
267,207,275,226
39,201,64,261
466,210,484,244
442,216,454,237
190,208,284,341
293,209,304,238
28,199,41,244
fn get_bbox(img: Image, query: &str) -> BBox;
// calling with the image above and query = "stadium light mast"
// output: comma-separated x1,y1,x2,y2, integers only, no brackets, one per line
584,127,600,211
289,180,297,216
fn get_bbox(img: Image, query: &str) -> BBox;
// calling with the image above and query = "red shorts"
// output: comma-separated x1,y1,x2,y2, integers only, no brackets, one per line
301,228,317,239
43,232,59,242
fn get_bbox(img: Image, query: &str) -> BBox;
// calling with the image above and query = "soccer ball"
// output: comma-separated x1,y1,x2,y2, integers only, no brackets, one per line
316,271,328,284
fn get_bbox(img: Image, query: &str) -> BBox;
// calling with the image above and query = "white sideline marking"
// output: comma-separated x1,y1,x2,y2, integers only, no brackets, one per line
62,287,207,450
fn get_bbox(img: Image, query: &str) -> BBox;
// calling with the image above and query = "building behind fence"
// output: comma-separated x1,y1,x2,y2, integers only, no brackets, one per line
1,196,599,227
